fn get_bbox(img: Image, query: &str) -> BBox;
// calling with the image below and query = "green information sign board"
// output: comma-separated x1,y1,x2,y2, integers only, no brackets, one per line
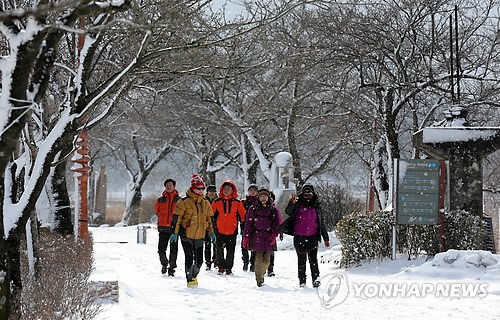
395,159,441,225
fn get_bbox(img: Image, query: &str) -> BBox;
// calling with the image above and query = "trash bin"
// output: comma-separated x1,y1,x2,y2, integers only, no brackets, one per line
137,225,147,244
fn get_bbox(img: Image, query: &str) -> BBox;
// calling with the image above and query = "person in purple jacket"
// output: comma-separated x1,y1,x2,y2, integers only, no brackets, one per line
242,186,282,287
280,184,330,288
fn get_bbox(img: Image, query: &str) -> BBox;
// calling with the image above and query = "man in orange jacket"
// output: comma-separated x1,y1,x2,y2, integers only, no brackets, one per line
212,180,246,275
154,178,181,276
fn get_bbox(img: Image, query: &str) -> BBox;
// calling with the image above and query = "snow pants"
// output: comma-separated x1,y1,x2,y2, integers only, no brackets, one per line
158,231,179,270
181,237,204,282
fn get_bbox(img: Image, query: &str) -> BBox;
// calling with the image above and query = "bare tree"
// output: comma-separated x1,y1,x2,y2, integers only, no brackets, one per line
0,1,142,317
307,0,500,209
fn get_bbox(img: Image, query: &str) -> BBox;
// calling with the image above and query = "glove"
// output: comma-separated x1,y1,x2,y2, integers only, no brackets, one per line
270,237,276,246
324,240,330,247
210,233,216,244
270,233,278,245
279,232,284,241
242,237,250,249
169,233,178,243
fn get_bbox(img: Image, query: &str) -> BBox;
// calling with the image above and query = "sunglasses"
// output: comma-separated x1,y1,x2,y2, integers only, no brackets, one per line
196,187,205,190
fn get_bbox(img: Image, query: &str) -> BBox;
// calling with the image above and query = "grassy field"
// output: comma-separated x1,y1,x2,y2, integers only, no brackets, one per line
105,196,157,225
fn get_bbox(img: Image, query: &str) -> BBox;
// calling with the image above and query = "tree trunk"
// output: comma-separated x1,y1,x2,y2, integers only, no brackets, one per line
0,238,10,320
287,103,303,187
6,229,23,319
124,187,143,225
53,158,74,236
30,211,41,279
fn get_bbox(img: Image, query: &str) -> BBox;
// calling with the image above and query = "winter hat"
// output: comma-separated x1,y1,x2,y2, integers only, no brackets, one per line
301,184,314,194
163,178,176,187
206,185,217,192
257,186,271,197
191,174,206,189
248,184,258,192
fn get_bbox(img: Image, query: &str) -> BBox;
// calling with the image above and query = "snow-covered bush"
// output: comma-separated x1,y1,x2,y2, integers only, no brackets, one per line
335,211,393,267
444,209,487,250
336,209,487,267
19,231,101,319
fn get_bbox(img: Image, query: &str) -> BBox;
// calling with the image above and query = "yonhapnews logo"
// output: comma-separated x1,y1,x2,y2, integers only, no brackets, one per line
317,272,349,308
317,272,488,309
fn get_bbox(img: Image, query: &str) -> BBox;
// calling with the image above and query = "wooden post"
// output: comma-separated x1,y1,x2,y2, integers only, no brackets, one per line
71,132,91,242
439,160,446,252
71,17,91,242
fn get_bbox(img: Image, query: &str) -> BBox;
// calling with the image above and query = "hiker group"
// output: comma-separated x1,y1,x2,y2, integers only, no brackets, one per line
154,174,330,288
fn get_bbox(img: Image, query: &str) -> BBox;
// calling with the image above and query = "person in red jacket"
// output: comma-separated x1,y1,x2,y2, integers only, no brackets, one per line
154,178,181,276
212,180,246,275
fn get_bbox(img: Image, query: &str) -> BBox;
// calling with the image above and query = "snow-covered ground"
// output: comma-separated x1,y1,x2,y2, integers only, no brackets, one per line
91,225,500,320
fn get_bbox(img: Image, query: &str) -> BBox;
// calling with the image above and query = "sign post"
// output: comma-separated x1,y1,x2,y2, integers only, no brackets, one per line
393,159,446,258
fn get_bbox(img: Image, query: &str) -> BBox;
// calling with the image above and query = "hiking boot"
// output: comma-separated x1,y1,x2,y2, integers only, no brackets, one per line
187,278,198,288
243,262,248,271
257,277,265,287
249,265,255,272
167,268,175,277
313,280,321,288
206,263,211,271
267,271,275,277
161,265,168,274
225,269,233,276
218,268,225,275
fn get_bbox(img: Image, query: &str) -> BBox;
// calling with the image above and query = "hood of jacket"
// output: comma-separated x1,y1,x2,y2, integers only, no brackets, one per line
219,180,239,200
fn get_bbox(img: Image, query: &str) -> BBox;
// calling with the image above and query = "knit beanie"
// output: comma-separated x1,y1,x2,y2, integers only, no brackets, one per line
257,186,271,197
191,174,206,189
301,184,314,194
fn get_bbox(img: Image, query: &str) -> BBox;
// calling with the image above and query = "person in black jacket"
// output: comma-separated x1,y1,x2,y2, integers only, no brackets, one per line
280,184,330,288
204,185,218,270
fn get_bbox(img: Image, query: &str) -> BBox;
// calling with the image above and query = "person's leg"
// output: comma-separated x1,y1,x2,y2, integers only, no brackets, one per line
168,235,179,276
241,246,249,271
250,251,256,272
204,233,212,270
212,240,218,268
192,239,205,279
294,236,308,286
180,237,194,282
158,232,169,274
308,247,320,286
267,251,275,276
296,250,307,286
254,251,271,287
216,234,226,273
225,235,237,274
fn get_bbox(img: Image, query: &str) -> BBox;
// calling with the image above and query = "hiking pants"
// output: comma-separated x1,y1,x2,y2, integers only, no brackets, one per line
181,237,204,281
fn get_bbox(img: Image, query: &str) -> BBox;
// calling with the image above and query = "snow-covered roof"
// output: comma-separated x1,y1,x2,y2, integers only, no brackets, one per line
419,127,500,144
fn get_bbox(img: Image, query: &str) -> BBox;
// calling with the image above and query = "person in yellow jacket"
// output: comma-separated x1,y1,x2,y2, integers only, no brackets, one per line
170,174,216,288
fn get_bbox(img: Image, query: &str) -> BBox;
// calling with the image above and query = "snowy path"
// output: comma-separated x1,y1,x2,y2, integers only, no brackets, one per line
92,226,500,320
